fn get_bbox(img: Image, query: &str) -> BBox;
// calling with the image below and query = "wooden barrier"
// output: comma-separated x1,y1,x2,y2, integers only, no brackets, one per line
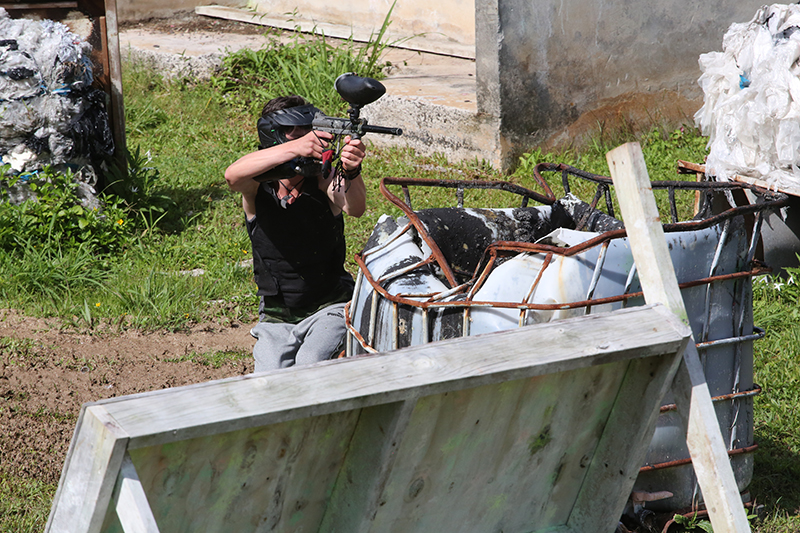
48,304,690,533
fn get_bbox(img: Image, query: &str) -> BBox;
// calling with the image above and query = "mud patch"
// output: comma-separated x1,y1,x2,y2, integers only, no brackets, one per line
0,309,255,484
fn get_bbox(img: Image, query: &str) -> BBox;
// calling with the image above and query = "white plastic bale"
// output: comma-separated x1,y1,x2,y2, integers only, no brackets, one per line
35,19,93,91
696,3,800,190
0,8,96,172
0,101,39,139
0,43,42,101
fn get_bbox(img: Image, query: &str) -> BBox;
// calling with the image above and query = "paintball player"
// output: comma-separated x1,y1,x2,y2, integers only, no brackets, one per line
224,95,367,372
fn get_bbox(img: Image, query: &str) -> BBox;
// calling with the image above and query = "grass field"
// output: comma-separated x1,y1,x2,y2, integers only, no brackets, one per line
0,29,798,532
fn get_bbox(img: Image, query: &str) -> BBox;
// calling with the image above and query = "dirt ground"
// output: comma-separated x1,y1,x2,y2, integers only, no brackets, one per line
0,309,256,485
119,12,270,35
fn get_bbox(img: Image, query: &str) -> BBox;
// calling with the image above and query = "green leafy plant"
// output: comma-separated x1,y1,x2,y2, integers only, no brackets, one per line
0,165,130,254
212,2,404,115
104,145,176,230
673,513,714,532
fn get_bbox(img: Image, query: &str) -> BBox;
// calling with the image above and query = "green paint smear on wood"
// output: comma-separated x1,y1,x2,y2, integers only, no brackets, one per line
488,493,508,511
441,432,469,454
528,425,552,455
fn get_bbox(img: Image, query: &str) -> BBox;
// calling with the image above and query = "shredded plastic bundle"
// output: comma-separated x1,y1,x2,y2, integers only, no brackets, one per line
0,8,113,174
695,3,800,190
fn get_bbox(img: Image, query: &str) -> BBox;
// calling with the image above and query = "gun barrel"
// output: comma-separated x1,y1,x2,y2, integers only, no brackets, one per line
312,112,402,137
362,124,403,136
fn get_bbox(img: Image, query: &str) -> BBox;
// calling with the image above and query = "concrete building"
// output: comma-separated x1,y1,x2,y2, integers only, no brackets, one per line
116,0,767,169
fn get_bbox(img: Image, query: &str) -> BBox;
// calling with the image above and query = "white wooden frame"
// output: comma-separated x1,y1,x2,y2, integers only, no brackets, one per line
47,304,690,533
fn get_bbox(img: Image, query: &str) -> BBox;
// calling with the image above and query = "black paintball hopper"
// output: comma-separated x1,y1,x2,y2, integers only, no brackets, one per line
334,73,386,108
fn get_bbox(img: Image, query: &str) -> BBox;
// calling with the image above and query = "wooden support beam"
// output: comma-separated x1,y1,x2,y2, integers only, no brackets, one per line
115,454,160,533
45,405,130,533
85,305,688,450
102,0,127,169
606,142,752,533
0,2,78,8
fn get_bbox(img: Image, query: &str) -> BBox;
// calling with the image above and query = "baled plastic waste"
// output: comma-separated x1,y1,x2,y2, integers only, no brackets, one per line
696,3,800,191
0,8,114,178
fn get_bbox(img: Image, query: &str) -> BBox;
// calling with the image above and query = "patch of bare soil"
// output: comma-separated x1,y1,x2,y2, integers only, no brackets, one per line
0,310,255,485
119,12,271,36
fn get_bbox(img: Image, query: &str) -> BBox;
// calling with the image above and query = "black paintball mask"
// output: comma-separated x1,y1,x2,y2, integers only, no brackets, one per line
256,104,323,181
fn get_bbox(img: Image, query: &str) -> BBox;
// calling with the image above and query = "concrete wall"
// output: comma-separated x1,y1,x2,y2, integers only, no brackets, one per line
245,0,475,52
476,0,766,167
117,0,768,169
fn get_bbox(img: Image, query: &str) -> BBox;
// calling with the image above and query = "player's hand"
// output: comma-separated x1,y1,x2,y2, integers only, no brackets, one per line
291,130,333,159
340,136,366,172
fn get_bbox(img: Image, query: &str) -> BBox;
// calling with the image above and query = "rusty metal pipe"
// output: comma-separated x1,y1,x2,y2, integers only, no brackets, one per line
639,444,758,473
355,252,766,313
659,384,762,414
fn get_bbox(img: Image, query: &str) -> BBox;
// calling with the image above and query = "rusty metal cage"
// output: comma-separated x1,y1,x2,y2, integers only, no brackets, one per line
346,163,786,354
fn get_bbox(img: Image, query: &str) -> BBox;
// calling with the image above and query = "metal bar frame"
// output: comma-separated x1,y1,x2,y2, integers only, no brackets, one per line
345,164,789,357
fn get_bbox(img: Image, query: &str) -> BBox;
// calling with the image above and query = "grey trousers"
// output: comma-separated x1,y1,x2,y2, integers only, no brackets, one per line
250,302,347,372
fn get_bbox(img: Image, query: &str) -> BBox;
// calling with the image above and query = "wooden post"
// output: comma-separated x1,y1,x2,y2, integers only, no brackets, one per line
606,142,751,533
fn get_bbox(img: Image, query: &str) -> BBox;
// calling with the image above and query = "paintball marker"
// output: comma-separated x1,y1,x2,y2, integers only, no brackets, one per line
314,73,403,186
312,73,403,140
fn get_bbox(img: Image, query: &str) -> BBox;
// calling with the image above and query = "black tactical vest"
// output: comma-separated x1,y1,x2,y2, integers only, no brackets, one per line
246,180,353,309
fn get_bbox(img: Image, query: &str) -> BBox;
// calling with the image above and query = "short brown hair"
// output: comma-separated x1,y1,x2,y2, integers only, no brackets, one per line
261,95,308,117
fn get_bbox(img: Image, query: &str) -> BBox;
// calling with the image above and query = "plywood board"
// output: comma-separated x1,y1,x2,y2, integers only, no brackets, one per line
48,304,690,533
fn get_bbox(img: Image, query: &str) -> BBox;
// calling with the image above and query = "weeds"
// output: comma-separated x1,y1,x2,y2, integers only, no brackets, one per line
212,3,401,115
0,165,130,254
673,512,714,532
748,264,800,530
166,348,251,368
104,145,176,228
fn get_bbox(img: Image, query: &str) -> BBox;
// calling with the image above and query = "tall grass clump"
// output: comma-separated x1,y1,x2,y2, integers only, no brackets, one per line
748,265,800,532
211,2,401,115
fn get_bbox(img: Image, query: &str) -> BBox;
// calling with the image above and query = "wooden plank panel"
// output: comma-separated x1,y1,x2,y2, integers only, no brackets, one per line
46,405,130,533
607,142,752,533
49,304,691,533
92,305,689,449
124,410,360,532
366,362,629,532
321,400,418,532
567,347,686,531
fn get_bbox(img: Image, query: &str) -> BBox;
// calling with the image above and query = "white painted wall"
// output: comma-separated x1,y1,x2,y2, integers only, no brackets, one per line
246,0,475,50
